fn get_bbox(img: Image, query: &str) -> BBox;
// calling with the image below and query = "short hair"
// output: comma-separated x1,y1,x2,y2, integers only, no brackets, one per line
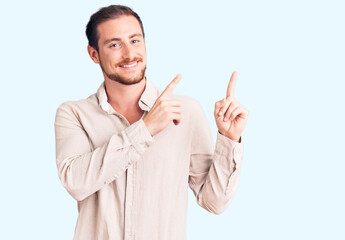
86,5,145,52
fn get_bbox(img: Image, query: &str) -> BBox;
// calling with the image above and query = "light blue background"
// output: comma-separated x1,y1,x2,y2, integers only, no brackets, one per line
1,0,344,239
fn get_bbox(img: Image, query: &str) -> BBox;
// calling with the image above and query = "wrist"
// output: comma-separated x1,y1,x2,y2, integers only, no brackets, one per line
230,137,241,143
142,118,154,136
218,131,240,142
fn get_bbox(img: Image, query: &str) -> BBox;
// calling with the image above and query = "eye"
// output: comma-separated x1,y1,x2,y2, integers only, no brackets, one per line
132,39,140,44
110,43,119,48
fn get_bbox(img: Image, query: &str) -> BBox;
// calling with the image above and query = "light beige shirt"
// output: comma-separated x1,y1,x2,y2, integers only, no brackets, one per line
54,79,244,240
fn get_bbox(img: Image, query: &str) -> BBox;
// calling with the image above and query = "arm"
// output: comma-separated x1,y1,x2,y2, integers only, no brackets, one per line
54,102,154,201
188,101,244,215
189,71,248,214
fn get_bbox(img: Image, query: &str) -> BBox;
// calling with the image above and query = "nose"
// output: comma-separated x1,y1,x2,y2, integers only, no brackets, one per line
121,43,135,61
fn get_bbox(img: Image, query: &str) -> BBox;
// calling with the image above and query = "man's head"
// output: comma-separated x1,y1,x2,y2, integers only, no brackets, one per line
86,5,147,85
86,5,145,52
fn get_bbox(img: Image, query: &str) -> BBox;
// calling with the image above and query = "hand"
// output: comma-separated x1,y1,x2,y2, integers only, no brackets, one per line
143,74,182,136
214,72,249,142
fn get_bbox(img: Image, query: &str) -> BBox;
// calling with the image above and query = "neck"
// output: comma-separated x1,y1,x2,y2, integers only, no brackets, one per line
104,77,146,113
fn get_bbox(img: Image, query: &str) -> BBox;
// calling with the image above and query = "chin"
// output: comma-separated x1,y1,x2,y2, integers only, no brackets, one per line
109,67,146,85
108,71,146,86
120,77,144,85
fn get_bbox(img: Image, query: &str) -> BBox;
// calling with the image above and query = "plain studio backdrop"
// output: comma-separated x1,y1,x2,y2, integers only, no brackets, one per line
0,0,344,239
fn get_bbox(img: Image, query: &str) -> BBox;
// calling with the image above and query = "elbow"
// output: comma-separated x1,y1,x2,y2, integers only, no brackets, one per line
59,175,90,201
206,200,228,215
66,187,89,201
60,177,91,201
211,207,227,215
58,165,89,202
198,194,230,215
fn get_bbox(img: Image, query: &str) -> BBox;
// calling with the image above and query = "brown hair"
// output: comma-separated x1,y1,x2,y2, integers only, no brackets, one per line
86,5,145,51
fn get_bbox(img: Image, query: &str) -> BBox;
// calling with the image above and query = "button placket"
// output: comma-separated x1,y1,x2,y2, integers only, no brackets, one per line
125,165,134,240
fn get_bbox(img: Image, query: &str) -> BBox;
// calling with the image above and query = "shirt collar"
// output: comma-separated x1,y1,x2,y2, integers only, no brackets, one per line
96,78,159,114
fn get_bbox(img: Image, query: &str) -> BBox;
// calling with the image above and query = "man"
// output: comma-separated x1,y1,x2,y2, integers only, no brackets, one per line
55,5,248,240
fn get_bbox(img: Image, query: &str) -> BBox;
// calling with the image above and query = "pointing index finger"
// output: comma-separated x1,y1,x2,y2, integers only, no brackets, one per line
160,74,182,98
226,71,237,98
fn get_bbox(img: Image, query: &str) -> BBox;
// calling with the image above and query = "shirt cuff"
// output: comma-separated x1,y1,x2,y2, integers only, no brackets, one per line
125,119,155,155
215,131,243,165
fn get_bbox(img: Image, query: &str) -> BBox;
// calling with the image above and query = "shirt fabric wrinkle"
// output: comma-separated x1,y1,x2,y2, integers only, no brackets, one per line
54,78,244,240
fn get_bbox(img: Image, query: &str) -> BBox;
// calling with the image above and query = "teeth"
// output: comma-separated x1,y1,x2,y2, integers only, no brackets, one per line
121,62,137,68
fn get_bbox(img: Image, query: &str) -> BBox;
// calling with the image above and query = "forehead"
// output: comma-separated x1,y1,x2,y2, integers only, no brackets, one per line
97,15,142,40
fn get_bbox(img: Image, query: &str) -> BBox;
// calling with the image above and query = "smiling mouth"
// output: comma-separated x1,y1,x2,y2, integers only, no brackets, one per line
119,61,139,69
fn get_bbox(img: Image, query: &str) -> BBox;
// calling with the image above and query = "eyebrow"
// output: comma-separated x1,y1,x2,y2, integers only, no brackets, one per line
103,33,143,45
129,33,142,38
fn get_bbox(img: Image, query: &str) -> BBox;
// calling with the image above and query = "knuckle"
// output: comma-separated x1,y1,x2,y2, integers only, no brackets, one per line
224,95,229,101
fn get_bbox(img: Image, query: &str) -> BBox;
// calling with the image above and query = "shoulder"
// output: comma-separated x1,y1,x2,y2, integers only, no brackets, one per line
172,94,206,120
55,93,98,117
175,94,201,108
172,94,212,142
153,81,203,113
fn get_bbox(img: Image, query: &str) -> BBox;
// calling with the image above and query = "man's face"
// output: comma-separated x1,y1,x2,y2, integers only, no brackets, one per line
95,15,146,85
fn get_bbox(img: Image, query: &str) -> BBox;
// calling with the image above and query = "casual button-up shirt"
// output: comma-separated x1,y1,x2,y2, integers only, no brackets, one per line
54,78,244,240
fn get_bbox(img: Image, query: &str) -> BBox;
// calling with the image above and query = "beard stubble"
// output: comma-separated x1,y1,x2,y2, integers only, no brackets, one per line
100,58,146,86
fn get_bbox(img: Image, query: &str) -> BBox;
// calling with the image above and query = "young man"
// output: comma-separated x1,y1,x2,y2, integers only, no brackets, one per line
55,5,248,240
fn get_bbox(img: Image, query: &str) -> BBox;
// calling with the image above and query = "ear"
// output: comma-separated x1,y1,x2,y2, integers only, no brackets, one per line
87,45,100,64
